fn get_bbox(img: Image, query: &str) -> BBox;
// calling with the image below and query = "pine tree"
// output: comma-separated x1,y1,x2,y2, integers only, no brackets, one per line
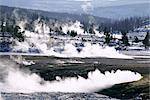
13,26,24,42
67,30,70,35
104,27,111,44
70,30,77,37
143,32,150,49
134,36,139,43
122,32,129,46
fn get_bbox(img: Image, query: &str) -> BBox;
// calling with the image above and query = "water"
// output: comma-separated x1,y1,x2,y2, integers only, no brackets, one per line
0,57,142,93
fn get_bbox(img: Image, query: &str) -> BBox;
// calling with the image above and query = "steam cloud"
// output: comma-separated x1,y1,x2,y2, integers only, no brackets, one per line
81,1,93,13
0,58,142,93
0,17,131,59
59,43,132,59
12,20,132,59
0,94,3,100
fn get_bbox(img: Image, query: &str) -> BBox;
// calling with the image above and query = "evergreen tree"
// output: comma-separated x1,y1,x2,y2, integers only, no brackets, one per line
49,27,53,32
70,30,77,37
59,26,62,31
13,26,25,42
67,30,70,35
105,33,112,44
89,27,95,34
104,27,111,44
122,32,129,46
134,36,139,43
143,32,150,49
0,19,4,32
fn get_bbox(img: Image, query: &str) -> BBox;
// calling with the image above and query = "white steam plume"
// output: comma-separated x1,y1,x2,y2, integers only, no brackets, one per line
0,58,142,93
81,1,93,13
11,17,131,59
0,94,3,100
51,43,133,59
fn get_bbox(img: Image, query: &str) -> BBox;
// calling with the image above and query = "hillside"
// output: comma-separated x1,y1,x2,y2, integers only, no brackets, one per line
0,5,110,24
93,3,150,19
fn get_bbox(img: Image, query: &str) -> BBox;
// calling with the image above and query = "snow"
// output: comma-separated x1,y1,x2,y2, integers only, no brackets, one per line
127,31,147,40
11,30,132,59
120,50,150,59
1,20,133,59
95,30,105,37
12,36,133,59
55,43,132,59
112,34,122,39
34,19,50,34
9,20,133,59
127,46,145,50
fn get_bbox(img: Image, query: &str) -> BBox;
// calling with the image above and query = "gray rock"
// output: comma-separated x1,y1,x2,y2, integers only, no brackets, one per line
1,92,118,100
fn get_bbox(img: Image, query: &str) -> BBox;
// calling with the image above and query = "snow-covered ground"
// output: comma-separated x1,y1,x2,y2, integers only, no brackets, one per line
7,20,132,59
120,50,150,59
52,43,132,59
3,20,150,59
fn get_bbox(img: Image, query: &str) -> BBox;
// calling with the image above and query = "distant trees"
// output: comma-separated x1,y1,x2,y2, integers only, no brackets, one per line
0,19,24,42
0,6,149,48
82,23,96,34
67,30,77,37
97,16,149,33
143,32,150,49
111,16,148,32
104,27,112,44
121,32,130,46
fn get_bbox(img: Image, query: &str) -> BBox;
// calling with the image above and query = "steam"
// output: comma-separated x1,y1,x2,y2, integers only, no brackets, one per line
13,41,133,59
13,37,133,59
0,94,3,100
56,43,132,59
34,18,50,34
51,43,133,59
10,55,35,65
17,20,26,32
74,0,93,13
13,21,50,54
11,18,131,59
81,1,93,13
12,9,20,21
62,21,86,35
0,58,142,93
12,20,132,59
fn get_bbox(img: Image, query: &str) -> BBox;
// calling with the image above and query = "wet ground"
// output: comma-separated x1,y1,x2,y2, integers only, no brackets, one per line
22,56,150,99
0,55,150,99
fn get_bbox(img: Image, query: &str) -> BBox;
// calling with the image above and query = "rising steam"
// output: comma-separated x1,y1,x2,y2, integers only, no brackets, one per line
9,16,130,59
0,58,142,93
12,20,132,59
0,94,3,100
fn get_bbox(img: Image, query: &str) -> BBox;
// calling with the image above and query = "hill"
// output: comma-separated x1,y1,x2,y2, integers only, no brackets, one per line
93,3,150,19
0,5,110,24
